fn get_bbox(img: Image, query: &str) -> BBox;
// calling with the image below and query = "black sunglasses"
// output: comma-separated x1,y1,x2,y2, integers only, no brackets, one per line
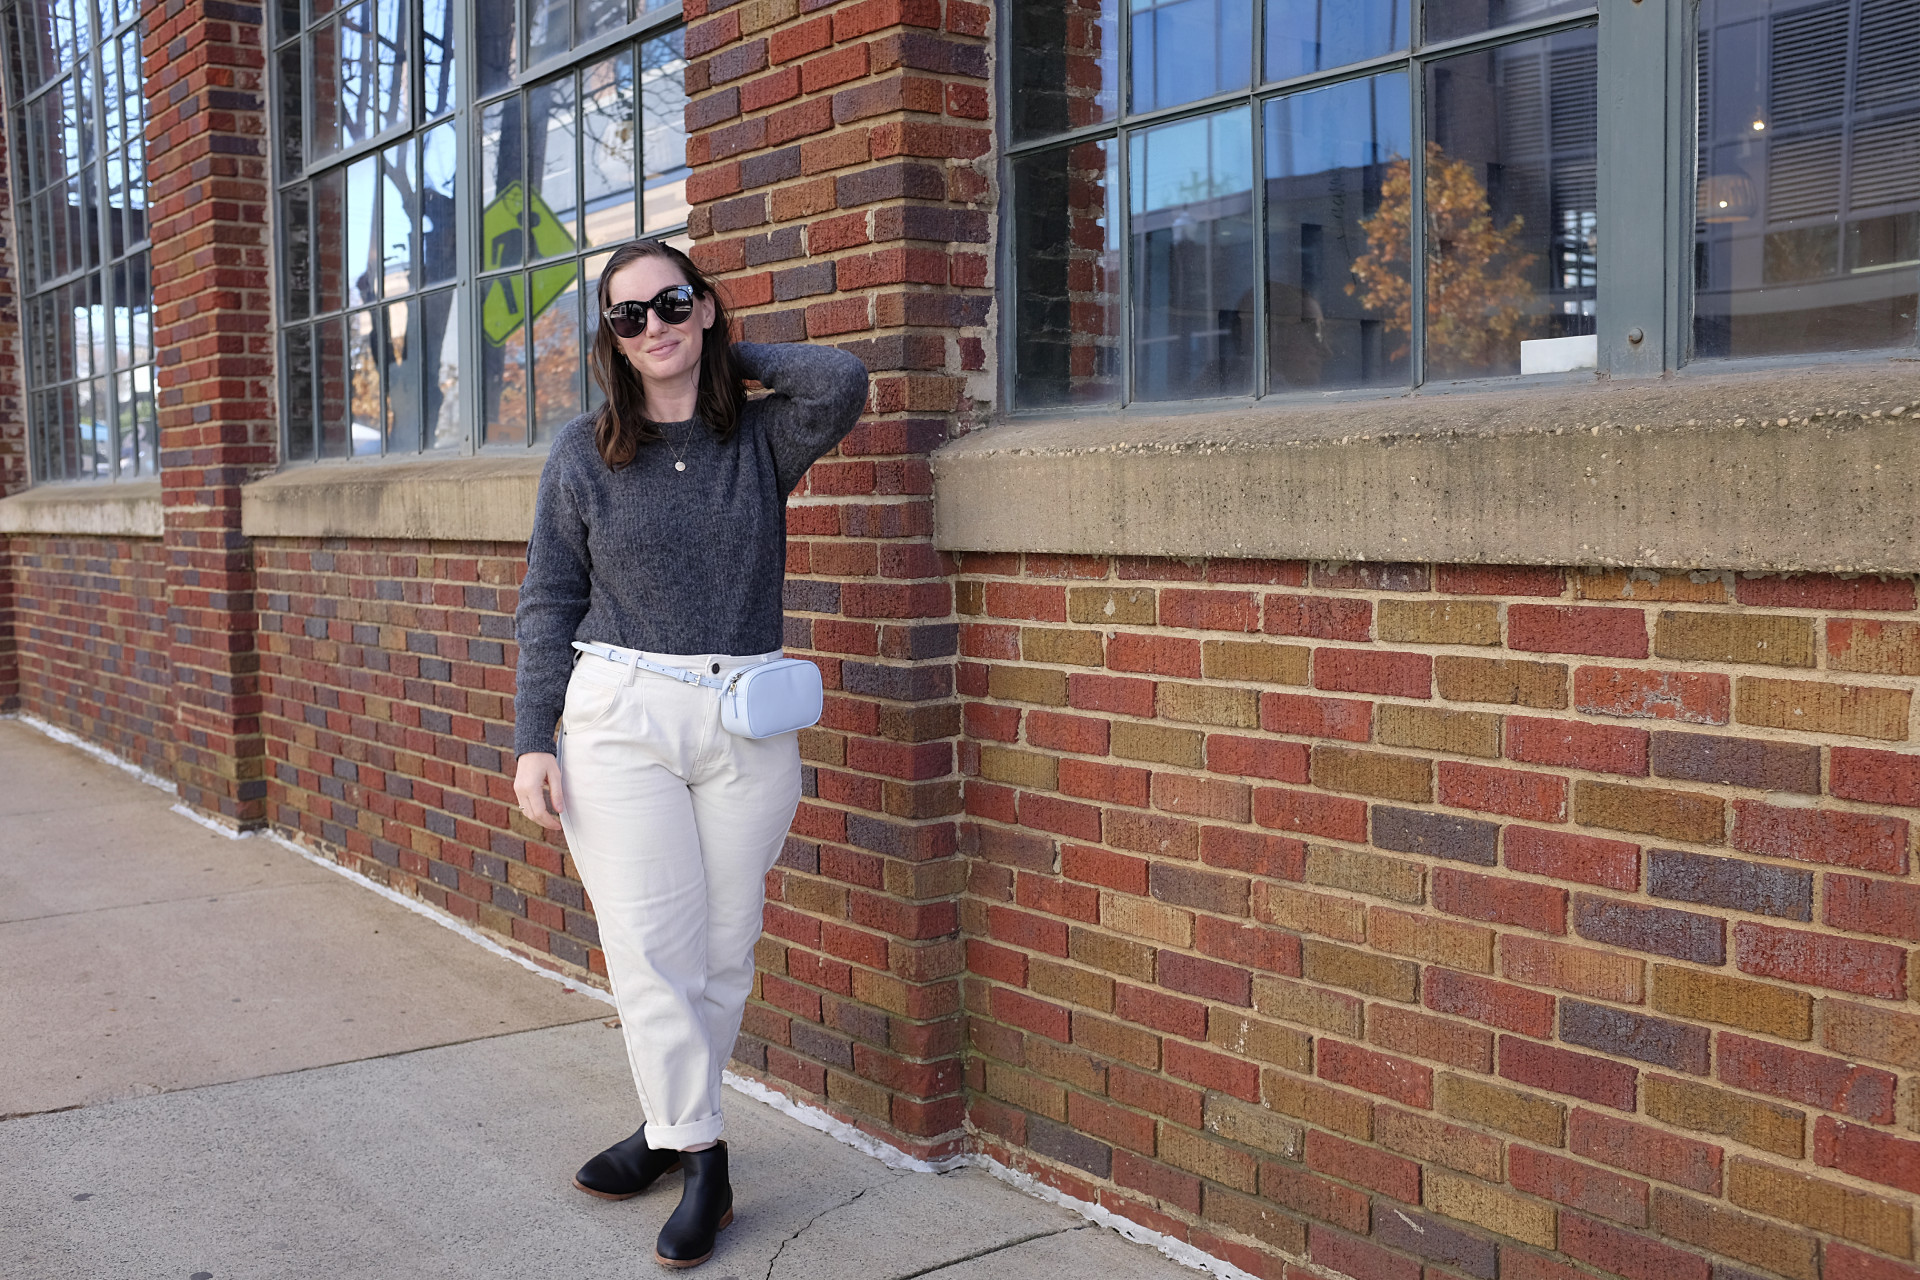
602,285,698,338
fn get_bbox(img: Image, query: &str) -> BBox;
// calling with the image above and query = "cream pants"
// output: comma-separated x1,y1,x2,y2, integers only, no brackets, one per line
556,647,801,1150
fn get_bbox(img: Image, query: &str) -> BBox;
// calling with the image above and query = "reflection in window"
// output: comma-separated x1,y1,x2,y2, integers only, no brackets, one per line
1265,72,1411,391
1130,107,1255,401
1013,139,1122,406
1265,0,1407,83
1423,0,1594,44
1418,29,1597,378
1694,0,1919,359
1130,0,1252,114
274,0,687,460
1008,0,1119,144
4,0,155,481
1011,0,1602,409
478,25,686,446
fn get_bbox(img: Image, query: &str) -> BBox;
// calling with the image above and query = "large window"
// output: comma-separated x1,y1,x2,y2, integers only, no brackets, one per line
1694,0,1920,359
1,0,156,482
1008,0,1918,412
271,0,687,461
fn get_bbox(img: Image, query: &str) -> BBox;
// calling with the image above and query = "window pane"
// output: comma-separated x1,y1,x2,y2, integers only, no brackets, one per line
135,370,156,475
1265,70,1412,391
529,0,570,67
1013,138,1122,407
482,95,526,270
1694,0,1919,358
532,260,582,438
1423,0,1594,45
421,121,458,284
583,49,637,247
349,308,381,454
577,0,625,47
585,248,613,411
1130,0,1253,114
281,187,312,323
483,275,531,445
423,0,456,119
385,297,422,451
1423,28,1597,379
1130,106,1256,400
347,153,378,305
528,74,581,258
421,288,463,448
314,165,348,312
475,0,518,96
317,314,351,457
1266,0,1407,82
374,0,408,133
277,43,304,180
381,139,414,295
285,324,316,461
641,28,689,231
1009,0,1118,144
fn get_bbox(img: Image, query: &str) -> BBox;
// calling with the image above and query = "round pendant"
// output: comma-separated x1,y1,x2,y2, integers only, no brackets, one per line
674,461,686,472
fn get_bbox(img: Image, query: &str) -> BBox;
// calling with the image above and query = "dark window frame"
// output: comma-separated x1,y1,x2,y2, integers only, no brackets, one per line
997,0,1920,417
265,0,690,465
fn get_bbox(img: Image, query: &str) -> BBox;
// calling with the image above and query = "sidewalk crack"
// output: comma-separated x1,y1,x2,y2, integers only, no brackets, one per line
763,1184,876,1280
885,1224,1090,1280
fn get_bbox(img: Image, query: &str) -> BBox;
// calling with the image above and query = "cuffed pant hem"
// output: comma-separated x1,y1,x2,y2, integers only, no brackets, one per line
644,1116,726,1150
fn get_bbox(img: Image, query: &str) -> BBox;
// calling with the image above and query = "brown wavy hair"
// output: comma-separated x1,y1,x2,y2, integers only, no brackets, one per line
588,240,743,469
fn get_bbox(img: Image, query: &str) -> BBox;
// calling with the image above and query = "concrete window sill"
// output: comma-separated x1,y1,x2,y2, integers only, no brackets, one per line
931,361,1920,573
240,455,547,543
0,479,164,537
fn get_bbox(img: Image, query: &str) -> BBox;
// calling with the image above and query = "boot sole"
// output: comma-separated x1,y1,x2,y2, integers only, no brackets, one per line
653,1207,734,1268
572,1161,682,1201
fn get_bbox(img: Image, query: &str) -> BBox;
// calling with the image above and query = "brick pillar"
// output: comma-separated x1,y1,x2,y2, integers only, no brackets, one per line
0,105,22,711
144,0,275,824
682,0,993,1159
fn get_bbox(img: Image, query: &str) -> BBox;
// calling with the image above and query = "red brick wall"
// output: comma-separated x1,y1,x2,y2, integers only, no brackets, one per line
681,0,995,1160
0,77,29,708
954,553,1920,1279
7,535,172,773
144,0,275,824
251,538,595,966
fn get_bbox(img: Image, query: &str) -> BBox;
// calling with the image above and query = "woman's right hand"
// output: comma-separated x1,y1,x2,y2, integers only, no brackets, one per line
514,752,566,831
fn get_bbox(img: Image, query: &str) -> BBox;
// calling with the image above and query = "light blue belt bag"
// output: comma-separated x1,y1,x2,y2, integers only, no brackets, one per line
571,641,824,739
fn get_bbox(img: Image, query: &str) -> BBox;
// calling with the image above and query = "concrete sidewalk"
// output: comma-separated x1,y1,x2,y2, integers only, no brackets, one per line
0,719,1201,1280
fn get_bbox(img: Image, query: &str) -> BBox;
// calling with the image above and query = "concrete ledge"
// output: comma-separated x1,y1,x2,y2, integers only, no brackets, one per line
932,361,1920,572
241,455,545,543
0,479,164,538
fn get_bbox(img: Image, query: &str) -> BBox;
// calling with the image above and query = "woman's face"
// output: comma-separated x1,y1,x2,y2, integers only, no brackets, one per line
607,255,716,387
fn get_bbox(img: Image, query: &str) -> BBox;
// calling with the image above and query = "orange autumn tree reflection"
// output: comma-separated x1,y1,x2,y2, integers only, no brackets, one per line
1349,142,1537,378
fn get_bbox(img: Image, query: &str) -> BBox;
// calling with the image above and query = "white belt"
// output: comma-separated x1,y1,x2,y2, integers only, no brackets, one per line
571,640,778,691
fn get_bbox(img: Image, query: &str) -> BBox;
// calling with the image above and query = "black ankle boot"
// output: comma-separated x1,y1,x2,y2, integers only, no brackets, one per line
653,1143,733,1268
572,1124,682,1200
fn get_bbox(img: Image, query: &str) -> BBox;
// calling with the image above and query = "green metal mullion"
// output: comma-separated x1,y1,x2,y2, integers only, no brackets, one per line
1667,0,1693,369
1117,0,1133,406
1597,0,1666,378
1408,48,1426,388
1250,0,1267,398
454,0,480,453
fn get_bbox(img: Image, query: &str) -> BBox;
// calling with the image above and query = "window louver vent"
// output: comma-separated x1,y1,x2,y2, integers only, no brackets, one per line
1850,113,1920,209
1853,0,1920,111
1767,130,1844,220
1550,45,1598,156
1769,1,1850,128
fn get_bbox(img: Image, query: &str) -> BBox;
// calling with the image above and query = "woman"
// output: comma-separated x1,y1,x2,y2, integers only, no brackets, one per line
511,239,869,1269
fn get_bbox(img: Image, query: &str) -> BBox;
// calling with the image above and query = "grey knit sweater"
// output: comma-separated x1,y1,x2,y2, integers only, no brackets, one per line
512,341,870,756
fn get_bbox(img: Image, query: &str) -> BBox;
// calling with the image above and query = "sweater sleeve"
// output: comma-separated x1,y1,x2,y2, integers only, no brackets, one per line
733,341,871,495
512,442,593,756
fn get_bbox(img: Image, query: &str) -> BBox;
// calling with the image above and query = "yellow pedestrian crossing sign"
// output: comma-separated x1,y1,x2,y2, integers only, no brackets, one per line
481,181,579,346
